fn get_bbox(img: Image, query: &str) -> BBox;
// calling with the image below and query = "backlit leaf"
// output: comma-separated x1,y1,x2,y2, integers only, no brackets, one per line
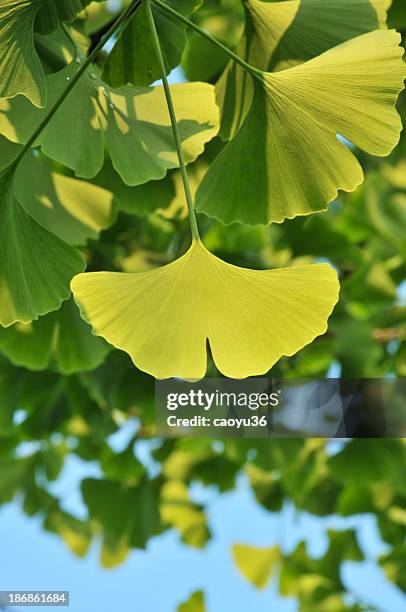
217,0,390,139
0,65,219,184
71,240,339,379
232,544,280,589
197,30,405,225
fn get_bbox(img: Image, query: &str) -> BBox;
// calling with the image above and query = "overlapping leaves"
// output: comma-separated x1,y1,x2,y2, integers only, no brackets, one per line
216,0,391,140
197,29,405,225
14,153,116,246
0,298,109,373
0,0,96,106
0,64,219,184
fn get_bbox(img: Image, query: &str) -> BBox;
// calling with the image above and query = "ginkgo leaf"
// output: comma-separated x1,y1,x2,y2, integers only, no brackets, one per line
0,0,93,106
103,0,202,88
0,65,219,184
0,298,109,373
197,29,405,225
248,0,388,73
14,153,116,246
71,240,339,379
0,171,85,327
35,0,97,35
91,159,175,217
36,24,79,74
232,544,281,589
160,480,210,548
217,0,391,139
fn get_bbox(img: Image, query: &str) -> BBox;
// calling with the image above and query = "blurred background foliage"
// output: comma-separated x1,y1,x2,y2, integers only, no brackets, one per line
0,0,406,610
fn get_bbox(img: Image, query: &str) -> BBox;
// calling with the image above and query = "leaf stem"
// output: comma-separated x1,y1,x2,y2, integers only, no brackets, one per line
10,0,142,171
151,0,262,78
145,0,200,242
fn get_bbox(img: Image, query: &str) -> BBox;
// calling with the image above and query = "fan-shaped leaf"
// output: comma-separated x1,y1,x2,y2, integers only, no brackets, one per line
232,544,281,589
197,30,405,225
0,171,85,327
71,240,339,379
218,0,390,139
0,65,219,185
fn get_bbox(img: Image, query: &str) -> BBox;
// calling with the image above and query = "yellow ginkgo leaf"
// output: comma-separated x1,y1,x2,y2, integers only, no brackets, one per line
232,544,281,589
198,29,406,225
217,0,391,140
71,241,339,379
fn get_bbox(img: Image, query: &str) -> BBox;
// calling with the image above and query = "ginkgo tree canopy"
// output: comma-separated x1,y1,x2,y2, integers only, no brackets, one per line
0,0,404,382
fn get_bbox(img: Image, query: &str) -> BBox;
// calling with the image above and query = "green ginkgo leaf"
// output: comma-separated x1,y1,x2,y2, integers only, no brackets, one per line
232,544,281,589
0,0,93,107
0,64,219,184
217,0,390,139
35,0,98,35
91,159,175,218
196,29,405,226
103,0,202,88
0,170,85,327
71,240,339,379
14,153,116,246
0,298,109,373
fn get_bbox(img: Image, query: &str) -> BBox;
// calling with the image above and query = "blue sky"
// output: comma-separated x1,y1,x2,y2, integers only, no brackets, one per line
1,450,405,612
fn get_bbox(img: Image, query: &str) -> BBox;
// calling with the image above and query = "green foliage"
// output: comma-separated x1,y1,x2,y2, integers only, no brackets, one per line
103,0,202,87
0,0,96,106
0,0,404,376
0,67,219,183
0,170,85,326
0,298,110,373
14,152,116,246
0,2,406,608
